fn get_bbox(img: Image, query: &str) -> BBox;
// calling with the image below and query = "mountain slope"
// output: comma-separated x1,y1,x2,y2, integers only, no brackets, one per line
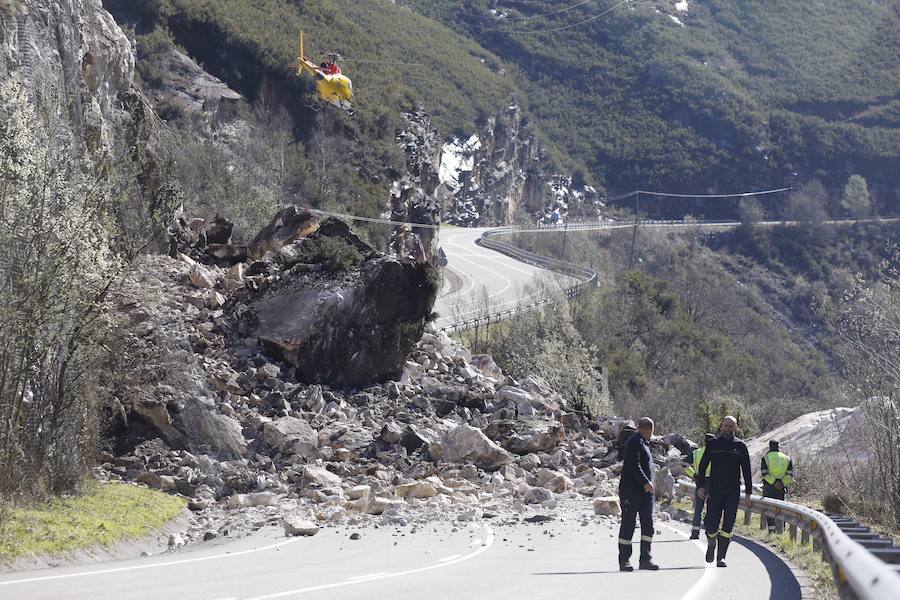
106,0,516,135
403,0,900,215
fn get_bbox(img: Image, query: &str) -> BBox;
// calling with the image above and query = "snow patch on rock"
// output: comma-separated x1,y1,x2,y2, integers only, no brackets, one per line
439,135,481,192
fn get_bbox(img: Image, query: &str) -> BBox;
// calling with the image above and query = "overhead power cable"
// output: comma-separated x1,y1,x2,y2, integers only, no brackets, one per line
605,187,792,202
458,0,595,24
465,0,633,35
304,207,442,229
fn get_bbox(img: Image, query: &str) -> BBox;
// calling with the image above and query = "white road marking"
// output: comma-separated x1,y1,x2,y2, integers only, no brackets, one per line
659,522,721,600
344,572,390,581
0,537,303,587
437,554,461,563
470,539,481,546
241,527,495,600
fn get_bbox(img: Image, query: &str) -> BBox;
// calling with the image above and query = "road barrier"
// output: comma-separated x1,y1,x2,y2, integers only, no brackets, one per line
676,481,900,599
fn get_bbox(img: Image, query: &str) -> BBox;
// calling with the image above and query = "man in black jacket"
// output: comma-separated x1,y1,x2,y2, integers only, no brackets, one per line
697,415,753,567
617,417,659,571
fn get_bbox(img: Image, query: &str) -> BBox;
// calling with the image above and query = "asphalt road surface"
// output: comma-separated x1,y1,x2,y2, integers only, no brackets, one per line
434,227,561,330
0,515,802,600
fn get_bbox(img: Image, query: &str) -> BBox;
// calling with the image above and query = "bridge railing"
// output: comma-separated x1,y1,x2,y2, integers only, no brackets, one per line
675,481,900,600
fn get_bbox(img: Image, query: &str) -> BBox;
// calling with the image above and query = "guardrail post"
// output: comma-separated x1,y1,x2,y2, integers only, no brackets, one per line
760,512,768,531
743,507,751,526
801,527,810,546
789,523,798,542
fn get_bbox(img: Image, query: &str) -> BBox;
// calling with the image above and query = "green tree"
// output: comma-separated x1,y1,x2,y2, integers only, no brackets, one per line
840,174,871,220
739,197,766,226
787,180,829,225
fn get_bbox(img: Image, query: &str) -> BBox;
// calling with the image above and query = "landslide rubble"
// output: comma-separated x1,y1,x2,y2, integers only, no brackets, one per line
99,212,689,548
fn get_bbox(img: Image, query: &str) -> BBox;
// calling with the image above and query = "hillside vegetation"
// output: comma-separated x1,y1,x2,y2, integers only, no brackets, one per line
107,0,515,135
105,1,900,221
405,0,900,216
502,220,900,436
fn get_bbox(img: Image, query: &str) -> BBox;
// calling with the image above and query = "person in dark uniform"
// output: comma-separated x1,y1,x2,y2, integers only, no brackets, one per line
697,415,752,567
617,417,660,571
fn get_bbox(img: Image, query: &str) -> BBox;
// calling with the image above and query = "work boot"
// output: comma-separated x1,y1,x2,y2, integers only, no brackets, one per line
689,530,700,540
619,561,634,572
705,534,717,563
639,559,660,571
716,536,731,568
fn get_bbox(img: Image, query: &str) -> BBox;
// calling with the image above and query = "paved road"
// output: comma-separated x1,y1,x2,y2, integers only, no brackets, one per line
433,216,900,330
434,227,554,330
0,516,801,600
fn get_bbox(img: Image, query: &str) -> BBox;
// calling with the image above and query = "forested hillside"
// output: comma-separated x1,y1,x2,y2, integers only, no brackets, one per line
103,1,900,221
404,0,900,217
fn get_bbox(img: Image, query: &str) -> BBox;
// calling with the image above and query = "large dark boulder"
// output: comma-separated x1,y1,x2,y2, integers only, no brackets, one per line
248,207,319,259
245,257,438,387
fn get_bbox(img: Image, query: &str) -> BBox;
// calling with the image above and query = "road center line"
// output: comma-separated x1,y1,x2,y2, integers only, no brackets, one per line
437,554,461,563
0,537,303,587
344,572,390,581
241,527,495,600
659,522,720,600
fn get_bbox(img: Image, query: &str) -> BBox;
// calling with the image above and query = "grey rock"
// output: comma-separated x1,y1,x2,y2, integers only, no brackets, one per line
428,425,512,471
283,517,320,537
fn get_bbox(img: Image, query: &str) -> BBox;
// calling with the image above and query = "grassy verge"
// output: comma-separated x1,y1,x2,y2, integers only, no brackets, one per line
670,498,836,600
0,481,186,562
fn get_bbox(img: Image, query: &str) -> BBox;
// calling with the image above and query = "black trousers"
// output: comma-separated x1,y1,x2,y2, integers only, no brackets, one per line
704,485,740,540
762,482,786,529
617,487,654,562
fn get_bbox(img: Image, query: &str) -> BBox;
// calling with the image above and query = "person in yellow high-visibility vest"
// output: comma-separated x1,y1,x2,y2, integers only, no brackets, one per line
684,433,715,539
760,439,794,532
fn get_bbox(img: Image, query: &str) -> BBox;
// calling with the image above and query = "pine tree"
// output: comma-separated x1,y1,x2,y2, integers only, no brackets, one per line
840,175,871,220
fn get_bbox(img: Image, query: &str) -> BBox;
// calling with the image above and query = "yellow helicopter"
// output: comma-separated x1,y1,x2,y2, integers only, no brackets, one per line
297,31,354,114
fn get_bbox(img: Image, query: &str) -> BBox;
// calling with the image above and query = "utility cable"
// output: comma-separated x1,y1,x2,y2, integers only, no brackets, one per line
458,0,595,24
464,0,632,35
304,207,442,229
634,187,792,199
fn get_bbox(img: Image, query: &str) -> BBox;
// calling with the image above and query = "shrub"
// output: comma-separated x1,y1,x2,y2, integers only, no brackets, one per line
305,236,363,273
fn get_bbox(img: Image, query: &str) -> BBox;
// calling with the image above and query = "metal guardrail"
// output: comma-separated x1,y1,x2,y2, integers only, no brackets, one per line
439,227,599,332
675,481,900,599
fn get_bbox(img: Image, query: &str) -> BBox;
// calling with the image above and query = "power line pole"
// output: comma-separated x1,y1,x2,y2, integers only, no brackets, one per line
628,191,640,269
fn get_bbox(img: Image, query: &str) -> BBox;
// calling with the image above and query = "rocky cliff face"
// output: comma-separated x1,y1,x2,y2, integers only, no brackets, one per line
1,0,134,156
1,0,181,248
391,111,443,262
438,105,602,226
440,105,545,226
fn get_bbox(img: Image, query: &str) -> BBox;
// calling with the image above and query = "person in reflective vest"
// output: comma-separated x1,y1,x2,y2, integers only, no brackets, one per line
760,439,794,532
683,433,715,539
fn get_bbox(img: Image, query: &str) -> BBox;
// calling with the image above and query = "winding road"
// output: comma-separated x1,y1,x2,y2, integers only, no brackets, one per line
434,227,555,330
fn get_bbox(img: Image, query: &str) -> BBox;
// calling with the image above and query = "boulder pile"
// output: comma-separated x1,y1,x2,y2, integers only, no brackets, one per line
99,212,690,547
